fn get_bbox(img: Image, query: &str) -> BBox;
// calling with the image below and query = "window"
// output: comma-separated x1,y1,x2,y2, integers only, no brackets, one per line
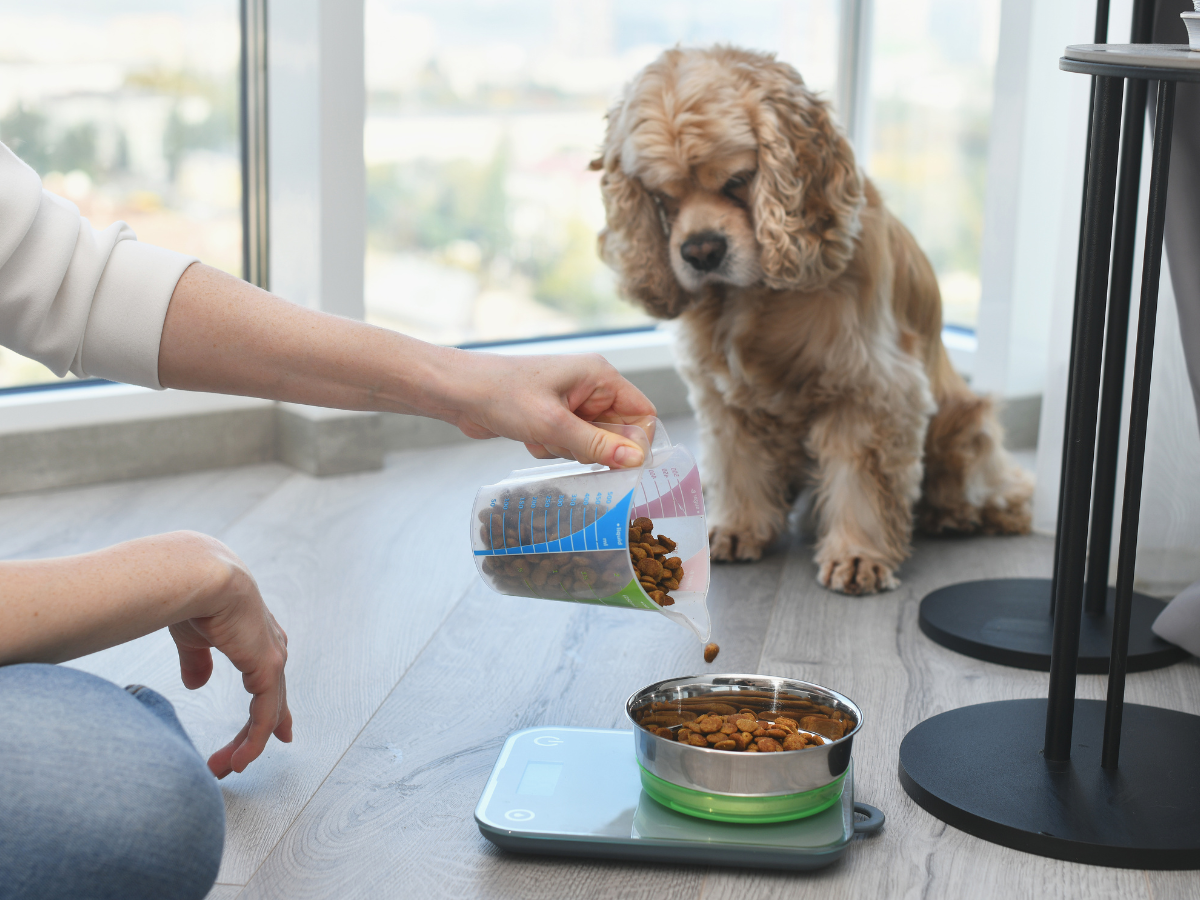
0,0,242,389
866,0,1002,330
364,0,841,346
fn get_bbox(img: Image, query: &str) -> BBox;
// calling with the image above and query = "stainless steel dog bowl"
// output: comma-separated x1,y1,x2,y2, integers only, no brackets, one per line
625,674,863,823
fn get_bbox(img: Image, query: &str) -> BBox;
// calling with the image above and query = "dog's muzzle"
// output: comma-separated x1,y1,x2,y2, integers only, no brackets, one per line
680,231,727,273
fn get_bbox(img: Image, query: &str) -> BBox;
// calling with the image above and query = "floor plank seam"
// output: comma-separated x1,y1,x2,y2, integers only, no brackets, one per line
210,472,301,540
234,578,478,890
753,546,792,675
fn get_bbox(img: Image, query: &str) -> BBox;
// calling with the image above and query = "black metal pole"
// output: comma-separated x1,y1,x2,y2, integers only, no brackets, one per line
1052,75,1097,622
1044,75,1125,763
1083,74,1149,617
1080,0,1157,619
1050,0,1109,618
1102,79,1176,770
1093,0,1110,44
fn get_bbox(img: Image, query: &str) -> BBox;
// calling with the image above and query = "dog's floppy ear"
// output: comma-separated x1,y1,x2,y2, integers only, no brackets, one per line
594,147,688,319
750,63,864,291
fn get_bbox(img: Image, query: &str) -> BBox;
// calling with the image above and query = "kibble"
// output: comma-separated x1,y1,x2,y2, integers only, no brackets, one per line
628,517,683,607
704,642,720,663
477,502,691,607
634,691,854,753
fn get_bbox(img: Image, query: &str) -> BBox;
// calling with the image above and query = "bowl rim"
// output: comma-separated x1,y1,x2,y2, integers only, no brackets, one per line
624,673,863,756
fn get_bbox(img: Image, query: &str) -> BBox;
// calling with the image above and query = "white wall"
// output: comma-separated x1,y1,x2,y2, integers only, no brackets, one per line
267,0,365,319
973,0,1100,400
1020,0,1200,595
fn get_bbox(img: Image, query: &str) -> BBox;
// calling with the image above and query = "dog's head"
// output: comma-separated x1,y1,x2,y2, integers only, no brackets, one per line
594,46,864,317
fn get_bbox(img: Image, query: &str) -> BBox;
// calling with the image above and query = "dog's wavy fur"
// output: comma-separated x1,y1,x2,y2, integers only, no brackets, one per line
595,46,1032,594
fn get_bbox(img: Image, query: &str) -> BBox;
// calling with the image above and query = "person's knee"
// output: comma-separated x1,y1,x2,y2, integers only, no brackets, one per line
0,664,224,900
103,738,226,900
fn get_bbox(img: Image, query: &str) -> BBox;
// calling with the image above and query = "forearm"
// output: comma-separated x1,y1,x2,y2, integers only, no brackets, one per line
158,263,656,466
0,532,235,666
158,263,471,422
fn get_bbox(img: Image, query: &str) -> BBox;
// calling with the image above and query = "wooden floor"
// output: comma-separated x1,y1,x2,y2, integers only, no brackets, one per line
3,416,1198,900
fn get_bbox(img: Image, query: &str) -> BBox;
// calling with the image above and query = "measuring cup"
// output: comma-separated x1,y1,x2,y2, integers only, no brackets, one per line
470,417,710,642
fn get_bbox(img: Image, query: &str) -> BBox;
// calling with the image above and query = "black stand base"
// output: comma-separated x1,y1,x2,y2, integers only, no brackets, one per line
919,578,1186,673
899,698,1200,868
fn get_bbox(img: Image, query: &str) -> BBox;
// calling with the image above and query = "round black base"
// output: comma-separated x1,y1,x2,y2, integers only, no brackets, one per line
919,578,1187,673
899,698,1200,868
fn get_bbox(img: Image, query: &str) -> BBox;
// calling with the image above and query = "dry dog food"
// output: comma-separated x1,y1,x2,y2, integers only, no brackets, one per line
703,643,720,663
628,517,683,607
634,691,853,752
477,502,685,608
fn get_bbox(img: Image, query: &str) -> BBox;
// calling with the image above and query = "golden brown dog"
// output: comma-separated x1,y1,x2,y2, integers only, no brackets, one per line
593,46,1032,594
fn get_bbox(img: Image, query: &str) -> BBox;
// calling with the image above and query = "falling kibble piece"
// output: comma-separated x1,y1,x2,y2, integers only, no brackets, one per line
704,642,720,664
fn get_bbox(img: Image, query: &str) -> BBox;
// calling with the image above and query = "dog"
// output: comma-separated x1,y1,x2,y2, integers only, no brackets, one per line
592,46,1033,594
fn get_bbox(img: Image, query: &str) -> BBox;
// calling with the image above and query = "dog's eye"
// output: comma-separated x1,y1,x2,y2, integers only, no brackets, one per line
722,174,752,206
651,191,679,218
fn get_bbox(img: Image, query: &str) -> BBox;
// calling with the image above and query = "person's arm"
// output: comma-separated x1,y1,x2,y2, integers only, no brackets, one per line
0,531,291,779
159,263,656,468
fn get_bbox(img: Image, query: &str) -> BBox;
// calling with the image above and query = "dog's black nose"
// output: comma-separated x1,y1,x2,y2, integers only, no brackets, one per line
680,232,727,272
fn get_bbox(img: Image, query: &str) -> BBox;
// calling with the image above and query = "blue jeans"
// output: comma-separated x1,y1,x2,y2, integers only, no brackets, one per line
0,664,224,900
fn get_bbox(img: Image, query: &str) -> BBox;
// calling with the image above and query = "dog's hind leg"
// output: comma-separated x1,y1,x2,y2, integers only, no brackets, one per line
917,392,1034,535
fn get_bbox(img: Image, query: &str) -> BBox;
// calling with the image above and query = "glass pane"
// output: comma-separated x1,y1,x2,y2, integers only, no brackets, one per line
0,0,242,389
365,0,840,346
867,0,1001,330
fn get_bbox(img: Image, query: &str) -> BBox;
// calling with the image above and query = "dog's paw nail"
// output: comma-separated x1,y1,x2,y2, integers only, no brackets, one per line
709,527,765,563
817,556,896,595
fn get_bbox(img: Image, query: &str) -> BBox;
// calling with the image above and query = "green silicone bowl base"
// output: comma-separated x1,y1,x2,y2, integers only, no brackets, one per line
637,763,846,824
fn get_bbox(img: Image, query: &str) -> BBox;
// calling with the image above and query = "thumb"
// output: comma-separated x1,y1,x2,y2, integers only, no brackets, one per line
555,415,645,468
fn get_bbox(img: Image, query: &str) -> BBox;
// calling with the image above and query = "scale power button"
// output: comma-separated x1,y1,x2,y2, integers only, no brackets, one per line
505,809,536,822
533,736,563,747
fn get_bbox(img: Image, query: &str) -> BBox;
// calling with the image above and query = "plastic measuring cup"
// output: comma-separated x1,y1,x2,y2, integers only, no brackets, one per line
470,418,710,641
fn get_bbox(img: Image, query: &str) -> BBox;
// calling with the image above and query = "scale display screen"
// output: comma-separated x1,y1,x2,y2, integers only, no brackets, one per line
516,761,563,796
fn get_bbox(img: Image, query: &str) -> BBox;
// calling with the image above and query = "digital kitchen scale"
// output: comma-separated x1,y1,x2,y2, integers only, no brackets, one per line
475,727,884,871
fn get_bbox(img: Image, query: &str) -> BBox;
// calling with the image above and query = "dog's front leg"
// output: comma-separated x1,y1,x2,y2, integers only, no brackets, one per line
700,405,794,562
807,403,926,594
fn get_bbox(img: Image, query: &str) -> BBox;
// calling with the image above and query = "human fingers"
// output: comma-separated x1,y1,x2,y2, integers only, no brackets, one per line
207,720,249,779
560,354,656,422
177,644,214,690
535,408,645,468
228,666,291,774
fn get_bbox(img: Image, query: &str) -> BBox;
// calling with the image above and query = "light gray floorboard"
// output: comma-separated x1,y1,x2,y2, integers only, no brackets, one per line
5,416,1198,898
236,558,782,898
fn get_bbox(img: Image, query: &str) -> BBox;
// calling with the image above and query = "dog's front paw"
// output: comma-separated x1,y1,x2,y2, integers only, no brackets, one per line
817,556,899,595
709,525,766,562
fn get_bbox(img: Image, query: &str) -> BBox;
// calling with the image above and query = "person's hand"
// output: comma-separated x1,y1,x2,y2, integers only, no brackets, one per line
166,534,293,779
438,350,657,468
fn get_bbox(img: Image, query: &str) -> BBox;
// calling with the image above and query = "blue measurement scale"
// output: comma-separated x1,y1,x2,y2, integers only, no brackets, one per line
475,727,884,871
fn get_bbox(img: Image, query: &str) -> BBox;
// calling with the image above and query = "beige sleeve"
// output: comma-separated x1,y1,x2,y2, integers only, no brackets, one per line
0,141,198,389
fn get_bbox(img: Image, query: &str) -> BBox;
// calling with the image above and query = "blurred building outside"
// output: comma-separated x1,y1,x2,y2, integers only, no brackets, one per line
0,0,241,388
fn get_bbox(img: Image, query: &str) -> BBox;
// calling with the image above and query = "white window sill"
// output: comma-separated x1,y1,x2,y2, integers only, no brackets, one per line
0,328,678,433
0,325,974,433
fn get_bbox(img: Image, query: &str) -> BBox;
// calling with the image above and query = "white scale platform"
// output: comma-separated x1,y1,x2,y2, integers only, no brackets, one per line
475,727,884,871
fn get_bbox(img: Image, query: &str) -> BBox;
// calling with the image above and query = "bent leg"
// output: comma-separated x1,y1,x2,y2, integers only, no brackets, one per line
0,664,224,900
918,392,1033,536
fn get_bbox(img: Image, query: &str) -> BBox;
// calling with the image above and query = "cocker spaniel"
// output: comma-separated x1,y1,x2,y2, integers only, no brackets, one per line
593,46,1033,594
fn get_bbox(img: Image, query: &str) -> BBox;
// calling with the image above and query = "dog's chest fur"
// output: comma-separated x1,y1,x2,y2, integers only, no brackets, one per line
673,279,902,431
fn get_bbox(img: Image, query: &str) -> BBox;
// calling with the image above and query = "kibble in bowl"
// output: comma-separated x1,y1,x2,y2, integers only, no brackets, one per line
626,674,863,823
